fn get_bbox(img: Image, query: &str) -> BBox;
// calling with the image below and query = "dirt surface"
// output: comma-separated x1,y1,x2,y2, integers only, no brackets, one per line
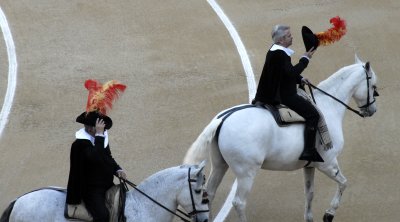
0,0,399,221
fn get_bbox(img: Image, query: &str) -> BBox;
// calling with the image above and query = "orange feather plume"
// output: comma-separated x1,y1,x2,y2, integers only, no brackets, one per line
85,79,127,115
316,16,347,46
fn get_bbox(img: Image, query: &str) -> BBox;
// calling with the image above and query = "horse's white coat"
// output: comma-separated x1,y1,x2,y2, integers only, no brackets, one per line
184,57,378,222
5,164,209,222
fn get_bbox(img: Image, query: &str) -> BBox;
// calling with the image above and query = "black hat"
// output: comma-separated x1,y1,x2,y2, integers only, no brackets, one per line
301,26,319,51
76,111,113,130
301,17,347,52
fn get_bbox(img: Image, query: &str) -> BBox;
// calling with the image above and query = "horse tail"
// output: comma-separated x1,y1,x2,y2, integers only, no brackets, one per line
0,199,16,222
183,117,223,164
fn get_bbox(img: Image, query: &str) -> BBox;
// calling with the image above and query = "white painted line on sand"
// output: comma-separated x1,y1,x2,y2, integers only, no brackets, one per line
207,0,255,221
213,179,238,222
207,0,256,103
0,6,18,138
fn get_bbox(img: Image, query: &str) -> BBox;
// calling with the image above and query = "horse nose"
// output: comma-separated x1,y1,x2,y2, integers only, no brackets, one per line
363,107,376,117
194,215,209,222
369,106,377,116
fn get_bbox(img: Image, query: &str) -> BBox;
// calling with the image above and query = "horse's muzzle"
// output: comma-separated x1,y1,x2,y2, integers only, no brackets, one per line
361,106,377,117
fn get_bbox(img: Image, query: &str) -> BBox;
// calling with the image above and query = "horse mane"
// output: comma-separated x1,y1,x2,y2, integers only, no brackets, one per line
316,63,363,92
135,165,188,190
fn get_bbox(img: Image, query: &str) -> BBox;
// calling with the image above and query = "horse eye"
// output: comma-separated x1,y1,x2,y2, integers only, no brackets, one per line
202,191,209,204
195,189,201,194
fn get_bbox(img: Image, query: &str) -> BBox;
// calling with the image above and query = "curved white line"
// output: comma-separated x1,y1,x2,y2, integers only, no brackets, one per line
207,0,254,221
0,6,18,138
207,0,256,103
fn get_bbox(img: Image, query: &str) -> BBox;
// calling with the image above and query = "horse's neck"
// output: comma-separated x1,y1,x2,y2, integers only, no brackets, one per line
314,65,362,153
315,65,363,130
124,167,184,221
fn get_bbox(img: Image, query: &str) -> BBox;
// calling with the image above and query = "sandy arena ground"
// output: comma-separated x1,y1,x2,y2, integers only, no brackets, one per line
0,0,399,221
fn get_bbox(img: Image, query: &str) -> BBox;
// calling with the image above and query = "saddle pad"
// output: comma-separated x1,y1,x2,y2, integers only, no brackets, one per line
278,105,305,123
65,184,126,222
106,184,125,222
262,104,305,126
65,202,92,221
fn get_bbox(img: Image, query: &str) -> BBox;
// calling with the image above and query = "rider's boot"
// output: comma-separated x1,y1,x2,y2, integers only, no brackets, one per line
299,126,324,162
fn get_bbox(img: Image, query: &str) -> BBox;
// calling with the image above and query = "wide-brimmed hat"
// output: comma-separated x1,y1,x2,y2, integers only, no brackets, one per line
76,79,126,130
76,111,113,130
302,16,347,51
302,26,319,51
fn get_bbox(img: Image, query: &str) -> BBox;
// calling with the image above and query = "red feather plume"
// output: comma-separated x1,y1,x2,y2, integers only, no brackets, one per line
85,79,127,115
316,16,347,46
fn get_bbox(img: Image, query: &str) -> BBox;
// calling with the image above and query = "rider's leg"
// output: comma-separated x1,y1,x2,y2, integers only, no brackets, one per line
281,94,323,162
301,125,324,162
83,187,109,222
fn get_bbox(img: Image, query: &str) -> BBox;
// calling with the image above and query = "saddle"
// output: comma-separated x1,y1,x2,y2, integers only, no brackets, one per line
261,103,305,126
65,184,127,222
252,87,333,150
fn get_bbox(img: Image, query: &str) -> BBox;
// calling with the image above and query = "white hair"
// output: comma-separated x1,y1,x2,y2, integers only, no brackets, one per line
271,25,290,43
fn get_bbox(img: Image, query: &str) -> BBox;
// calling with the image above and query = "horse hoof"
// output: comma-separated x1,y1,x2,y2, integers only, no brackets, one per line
323,213,334,222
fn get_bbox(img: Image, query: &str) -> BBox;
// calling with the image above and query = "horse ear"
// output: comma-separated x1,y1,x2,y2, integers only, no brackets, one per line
198,160,207,172
191,160,207,178
365,61,370,72
355,54,363,64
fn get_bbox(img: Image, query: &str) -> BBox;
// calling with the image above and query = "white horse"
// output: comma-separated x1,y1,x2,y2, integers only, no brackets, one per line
183,56,378,222
0,162,209,222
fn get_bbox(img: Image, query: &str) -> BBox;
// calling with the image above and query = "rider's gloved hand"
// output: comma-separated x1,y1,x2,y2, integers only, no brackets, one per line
301,78,310,85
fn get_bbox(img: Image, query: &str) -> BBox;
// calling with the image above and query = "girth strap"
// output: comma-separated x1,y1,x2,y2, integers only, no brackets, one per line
216,104,256,139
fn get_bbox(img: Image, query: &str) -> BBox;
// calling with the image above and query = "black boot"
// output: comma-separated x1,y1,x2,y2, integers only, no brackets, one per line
299,126,324,162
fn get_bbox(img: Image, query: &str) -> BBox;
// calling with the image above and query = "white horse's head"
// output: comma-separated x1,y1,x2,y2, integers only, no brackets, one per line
178,160,209,222
353,54,379,117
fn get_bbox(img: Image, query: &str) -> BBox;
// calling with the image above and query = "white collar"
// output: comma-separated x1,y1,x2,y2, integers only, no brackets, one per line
270,44,294,56
75,128,109,148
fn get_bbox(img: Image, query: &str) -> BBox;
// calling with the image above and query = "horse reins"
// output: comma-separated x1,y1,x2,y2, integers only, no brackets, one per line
119,167,209,222
305,65,378,118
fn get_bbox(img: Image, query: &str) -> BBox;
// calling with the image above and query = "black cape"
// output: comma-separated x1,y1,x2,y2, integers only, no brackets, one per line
255,48,309,104
66,136,121,204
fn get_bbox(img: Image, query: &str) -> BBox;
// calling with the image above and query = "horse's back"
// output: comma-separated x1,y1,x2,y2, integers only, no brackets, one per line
217,105,306,170
218,105,303,145
10,188,68,222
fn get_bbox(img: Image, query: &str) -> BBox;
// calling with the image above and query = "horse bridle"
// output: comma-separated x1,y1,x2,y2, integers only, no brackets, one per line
121,167,209,222
187,167,210,219
358,65,379,109
307,65,378,118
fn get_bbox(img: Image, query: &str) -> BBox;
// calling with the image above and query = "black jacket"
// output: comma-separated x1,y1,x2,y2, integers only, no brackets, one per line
66,136,121,204
255,49,309,104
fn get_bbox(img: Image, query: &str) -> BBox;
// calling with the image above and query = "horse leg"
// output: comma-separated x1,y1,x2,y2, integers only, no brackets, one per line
303,167,315,222
318,161,347,222
231,165,259,222
207,162,228,218
206,140,229,219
